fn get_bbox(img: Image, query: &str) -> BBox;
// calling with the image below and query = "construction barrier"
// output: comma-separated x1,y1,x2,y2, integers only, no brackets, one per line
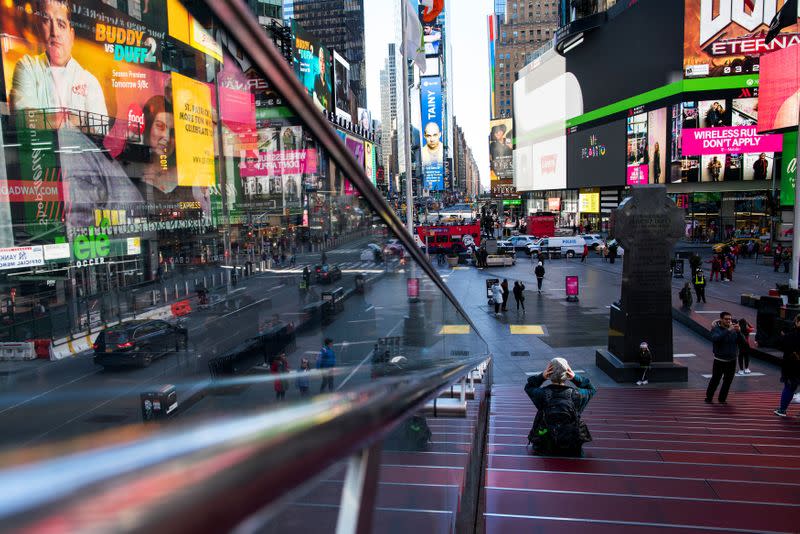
0,342,36,361
33,339,52,359
171,300,192,317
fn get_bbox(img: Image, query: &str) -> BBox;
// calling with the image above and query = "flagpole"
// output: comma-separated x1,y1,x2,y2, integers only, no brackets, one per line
401,0,415,237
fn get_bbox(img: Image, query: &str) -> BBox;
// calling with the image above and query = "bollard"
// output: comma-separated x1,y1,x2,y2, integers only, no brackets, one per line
163,287,168,303
185,281,189,296
175,284,179,299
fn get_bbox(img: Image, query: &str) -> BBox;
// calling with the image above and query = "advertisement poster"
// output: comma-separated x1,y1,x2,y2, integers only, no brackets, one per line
625,108,667,185
647,108,668,184
671,98,778,182
758,43,800,132
171,72,216,187
0,246,44,270
681,126,783,155
683,0,800,78
364,141,376,185
292,21,332,113
626,113,649,185
333,50,351,121
420,76,444,191
489,118,513,181
420,6,443,57
579,189,600,213
781,131,797,205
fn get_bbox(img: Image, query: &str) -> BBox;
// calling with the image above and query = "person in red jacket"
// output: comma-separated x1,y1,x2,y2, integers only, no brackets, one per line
271,353,289,401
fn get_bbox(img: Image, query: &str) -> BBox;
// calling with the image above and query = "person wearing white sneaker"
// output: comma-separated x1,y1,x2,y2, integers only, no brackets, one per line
737,318,754,375
774,316,800,417
636,342,652,386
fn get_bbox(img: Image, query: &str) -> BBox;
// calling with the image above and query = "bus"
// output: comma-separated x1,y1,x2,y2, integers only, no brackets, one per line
416,223,481,254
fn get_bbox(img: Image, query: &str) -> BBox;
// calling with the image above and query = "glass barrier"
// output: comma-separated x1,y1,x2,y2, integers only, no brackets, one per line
0,0,488,453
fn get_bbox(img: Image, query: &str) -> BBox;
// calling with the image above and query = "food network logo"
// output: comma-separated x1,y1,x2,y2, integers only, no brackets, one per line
580,135,606,160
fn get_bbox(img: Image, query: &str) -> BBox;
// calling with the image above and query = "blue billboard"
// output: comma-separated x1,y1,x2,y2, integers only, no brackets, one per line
420,76,444,191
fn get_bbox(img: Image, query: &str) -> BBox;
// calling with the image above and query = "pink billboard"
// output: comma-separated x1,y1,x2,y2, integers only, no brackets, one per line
758,44,800,133
240,149,318,177
681,126,783,156
626,165,648,185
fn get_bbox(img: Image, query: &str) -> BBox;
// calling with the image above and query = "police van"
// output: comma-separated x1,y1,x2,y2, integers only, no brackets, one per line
527,236,586,258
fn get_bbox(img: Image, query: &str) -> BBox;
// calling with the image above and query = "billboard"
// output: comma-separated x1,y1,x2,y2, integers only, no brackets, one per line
579,189,600,214
758,43,800,132
364,141,376,185
567,119,626,188
292,20,332,113
0,0,214,242
683,0,800,79
333,50,351,121
420,76,444,191
625,109,668,185
531,136,567,191
489,118,513,181
781,131,797,205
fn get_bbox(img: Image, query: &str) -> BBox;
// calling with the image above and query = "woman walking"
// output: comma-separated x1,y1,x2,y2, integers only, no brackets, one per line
736,318,754,375
501,279,510,312
513,281,526,312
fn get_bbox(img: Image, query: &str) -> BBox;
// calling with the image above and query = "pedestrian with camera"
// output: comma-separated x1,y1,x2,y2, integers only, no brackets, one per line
705,312,746,405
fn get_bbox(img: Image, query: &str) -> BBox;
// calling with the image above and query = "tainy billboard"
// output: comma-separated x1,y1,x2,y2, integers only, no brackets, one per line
420,76,444,191
684,0,799,78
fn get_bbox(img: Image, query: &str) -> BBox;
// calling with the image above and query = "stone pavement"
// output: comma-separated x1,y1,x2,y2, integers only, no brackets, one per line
441,251,790,403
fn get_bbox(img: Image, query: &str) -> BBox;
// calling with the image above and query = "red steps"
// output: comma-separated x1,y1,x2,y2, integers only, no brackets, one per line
483,386,800,533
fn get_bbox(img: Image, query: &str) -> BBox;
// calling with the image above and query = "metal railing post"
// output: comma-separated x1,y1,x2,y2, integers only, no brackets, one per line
335,441,383,534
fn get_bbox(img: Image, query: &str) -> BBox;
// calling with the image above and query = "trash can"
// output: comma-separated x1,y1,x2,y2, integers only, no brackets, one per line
355,274,366,294
140,385,177,422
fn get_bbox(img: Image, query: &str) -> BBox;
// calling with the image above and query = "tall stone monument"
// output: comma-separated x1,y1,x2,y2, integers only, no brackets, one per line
596,185,688,382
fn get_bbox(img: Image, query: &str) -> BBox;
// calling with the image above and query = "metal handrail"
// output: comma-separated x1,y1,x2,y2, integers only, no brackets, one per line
0,356,490,533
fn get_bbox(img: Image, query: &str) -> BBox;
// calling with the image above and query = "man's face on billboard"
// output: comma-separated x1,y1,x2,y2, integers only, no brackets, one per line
40,1,74,67
425,123,441,149
149,111,175,157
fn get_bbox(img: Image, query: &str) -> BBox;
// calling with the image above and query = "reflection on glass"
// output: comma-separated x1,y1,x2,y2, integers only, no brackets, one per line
0,0,487,458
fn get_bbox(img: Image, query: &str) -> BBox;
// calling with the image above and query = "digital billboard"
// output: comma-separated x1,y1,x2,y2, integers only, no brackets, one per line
489,118,513,181
292,20,332,113
625,109,667,185
364,141,376,185
531,136,567,191
567,119,626,188
0,0,215,244
332,50,351,121
781,131,797,205
758,43,800,132
419,76,444,191
684,0,799,79
670,96,779,183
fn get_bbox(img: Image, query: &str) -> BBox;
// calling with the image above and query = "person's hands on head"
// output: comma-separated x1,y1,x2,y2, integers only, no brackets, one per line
566,367,575,380
543,363,553,380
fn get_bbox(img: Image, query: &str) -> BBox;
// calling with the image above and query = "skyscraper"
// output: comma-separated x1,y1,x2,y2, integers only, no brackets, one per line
245,0,283,24
283,0,294,21
491,0,558,118
380,44,398,190
291,0,367,107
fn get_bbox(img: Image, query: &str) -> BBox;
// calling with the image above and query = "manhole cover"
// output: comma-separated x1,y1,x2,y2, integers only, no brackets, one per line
84,414,129,424
511,351,530,357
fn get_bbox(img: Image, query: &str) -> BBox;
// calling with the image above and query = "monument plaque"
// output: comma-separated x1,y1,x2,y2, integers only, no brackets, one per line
596,185,688,382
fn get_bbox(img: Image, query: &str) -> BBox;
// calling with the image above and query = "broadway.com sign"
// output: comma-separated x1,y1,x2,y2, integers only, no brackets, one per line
681,126,783,155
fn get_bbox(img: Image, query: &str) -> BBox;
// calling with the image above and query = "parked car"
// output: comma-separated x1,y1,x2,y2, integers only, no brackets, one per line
495,240,516,256
580,234,604,250
360,244,384,262
507,235,538,254
315,264,342,283
597,239,625,257
527,236,586,258
93,320,182,368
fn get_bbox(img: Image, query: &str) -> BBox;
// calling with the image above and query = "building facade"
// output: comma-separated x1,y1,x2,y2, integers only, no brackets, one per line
491,1,559,118
291,0,367,107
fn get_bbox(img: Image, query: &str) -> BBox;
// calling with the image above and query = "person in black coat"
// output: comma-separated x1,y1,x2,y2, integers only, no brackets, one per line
535,262,545,294
775,315,800,417
500,279,510,311
705,312,745,404
513,281,526,312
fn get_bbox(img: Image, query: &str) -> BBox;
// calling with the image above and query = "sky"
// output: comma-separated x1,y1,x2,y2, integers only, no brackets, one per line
364,0,494,190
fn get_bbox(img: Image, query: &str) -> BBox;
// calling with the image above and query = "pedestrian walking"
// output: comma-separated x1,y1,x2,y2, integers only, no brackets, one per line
491,281,503,316
705,312,745,404
501,279,510,312
271,353,289,401
580,243,589,263
693,269,707,303
297,358,311,397
636,342,652,385
782,248,791,273
774,245,783,272
535,261,545,294
736,318,754,375
317,338,336,393
679,282,693,310
774,315,800,417
513,281,526,312
710,255,721,281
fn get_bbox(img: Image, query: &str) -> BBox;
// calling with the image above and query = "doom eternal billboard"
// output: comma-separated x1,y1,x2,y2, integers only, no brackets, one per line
683,0,799,78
